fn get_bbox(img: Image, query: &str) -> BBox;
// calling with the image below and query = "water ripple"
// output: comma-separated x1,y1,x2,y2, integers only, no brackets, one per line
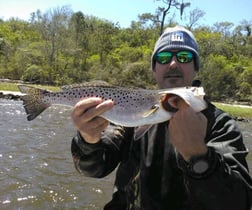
0,99,115,209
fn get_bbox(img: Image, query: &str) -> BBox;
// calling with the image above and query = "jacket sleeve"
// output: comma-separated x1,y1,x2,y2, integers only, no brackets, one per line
71,124,133,178
178,105,252,210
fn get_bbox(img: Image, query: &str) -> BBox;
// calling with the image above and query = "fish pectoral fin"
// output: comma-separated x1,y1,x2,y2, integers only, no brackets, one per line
134,124,153,140
142,104,159,118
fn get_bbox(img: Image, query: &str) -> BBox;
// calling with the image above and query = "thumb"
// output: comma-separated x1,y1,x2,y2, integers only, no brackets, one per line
176,97,189,110
167,95,189,110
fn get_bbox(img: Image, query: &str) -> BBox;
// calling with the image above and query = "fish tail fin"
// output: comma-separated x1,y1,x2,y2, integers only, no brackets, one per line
18,85,51,121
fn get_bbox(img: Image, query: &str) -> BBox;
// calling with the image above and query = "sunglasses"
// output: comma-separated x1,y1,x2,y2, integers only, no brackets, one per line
156,51,194,64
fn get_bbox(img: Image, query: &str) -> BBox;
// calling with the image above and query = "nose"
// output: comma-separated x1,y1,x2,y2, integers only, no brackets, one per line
169,56,178,68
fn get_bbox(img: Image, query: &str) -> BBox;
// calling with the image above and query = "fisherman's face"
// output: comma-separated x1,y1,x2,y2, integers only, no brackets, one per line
153,50,197,89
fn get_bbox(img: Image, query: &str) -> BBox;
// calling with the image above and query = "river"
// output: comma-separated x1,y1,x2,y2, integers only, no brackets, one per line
0,99,251,210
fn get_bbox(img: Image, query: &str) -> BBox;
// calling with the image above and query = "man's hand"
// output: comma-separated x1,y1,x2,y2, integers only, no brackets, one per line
168,97,208,161
71,97,114,144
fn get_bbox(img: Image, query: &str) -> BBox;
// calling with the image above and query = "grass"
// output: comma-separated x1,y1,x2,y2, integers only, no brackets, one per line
0,82,20,91
0,82,60,92
213,103,252,119
1,82,251,119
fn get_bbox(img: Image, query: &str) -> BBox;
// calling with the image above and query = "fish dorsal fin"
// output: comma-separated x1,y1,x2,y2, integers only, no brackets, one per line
142,104,159,118
61,80,112,90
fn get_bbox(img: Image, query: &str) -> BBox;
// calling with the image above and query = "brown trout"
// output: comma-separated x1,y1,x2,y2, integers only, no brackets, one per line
18,82,207,127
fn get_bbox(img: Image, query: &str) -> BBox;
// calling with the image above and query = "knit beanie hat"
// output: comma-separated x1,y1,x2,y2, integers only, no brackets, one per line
151,25,200,71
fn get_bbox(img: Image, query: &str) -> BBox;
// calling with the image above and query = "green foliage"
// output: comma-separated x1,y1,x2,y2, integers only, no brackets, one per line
120,61,156,88
236,67,252,100
0,7,251,102
21,65,45,82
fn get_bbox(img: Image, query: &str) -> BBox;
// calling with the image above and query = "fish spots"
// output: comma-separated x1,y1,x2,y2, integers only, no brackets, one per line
50,85,158,112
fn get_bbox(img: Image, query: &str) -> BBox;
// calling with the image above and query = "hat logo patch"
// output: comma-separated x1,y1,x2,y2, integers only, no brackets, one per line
170,32,184,42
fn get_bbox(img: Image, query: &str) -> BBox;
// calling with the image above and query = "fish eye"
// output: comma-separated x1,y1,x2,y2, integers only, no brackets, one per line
151,104,159,109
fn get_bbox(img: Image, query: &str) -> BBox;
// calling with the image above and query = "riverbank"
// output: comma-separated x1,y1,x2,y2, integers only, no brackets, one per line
0,90,25,100
213,102,252,122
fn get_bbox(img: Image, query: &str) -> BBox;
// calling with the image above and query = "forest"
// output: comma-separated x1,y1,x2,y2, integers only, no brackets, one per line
0,3,251,102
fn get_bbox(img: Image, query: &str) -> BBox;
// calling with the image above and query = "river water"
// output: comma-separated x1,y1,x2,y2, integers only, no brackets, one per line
0,99,251,210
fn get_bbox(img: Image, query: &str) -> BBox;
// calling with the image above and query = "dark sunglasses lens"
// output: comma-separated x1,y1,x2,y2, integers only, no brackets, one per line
156,52,172,64
176,51,193,63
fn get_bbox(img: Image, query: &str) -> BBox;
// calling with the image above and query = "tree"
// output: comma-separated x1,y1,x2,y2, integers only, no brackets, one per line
212,21,234,39
154,0,191,34
31,5,73,84
186,8,205,30
92,20,119,64
0,18,41,79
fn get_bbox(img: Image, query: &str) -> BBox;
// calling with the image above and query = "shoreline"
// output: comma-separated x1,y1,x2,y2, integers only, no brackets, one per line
0,90,25,100
214,102,252,109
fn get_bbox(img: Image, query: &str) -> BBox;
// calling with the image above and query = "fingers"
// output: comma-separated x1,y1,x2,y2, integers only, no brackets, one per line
71,97,114,143
73,98,101,115
78,115,109,132
72,98,113,122
79,118,110,143
73,98,101,118
73,98,113,122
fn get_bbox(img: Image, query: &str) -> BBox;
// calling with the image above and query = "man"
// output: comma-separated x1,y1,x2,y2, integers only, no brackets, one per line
71,26,252,210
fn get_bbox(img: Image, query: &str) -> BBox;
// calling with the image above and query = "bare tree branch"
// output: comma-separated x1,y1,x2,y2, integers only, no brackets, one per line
154,0,191,35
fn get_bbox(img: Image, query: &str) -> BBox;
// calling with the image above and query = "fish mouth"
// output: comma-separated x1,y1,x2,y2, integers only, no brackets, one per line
161,94,179,112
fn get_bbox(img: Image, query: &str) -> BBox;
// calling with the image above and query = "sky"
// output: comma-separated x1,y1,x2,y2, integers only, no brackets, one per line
0,0,251,28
